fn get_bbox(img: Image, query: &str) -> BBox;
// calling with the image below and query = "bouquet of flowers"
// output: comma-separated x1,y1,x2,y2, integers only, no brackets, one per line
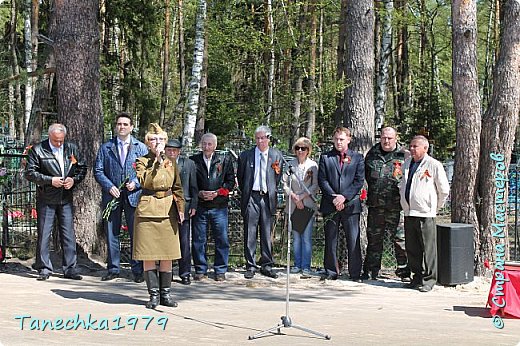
102,177,129,221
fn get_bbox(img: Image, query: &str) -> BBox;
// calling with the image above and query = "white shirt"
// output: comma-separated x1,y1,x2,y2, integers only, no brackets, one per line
203,153,213,174
50,143,64,177
253,147,268,191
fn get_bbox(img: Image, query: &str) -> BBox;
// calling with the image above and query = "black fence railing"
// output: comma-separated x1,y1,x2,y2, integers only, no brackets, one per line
2,142,519,270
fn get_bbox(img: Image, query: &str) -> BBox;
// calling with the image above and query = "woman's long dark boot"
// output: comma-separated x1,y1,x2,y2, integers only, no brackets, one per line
159,272,178,307
144,270,160,309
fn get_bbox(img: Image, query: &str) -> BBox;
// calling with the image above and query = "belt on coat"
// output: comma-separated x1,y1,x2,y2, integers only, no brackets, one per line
252,190,267,196
141,188,173,199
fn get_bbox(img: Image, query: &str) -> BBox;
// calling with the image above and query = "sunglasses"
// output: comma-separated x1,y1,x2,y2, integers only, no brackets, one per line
295,146,309,152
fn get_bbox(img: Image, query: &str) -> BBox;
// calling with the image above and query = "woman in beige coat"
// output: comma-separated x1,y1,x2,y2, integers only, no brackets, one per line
282,137,318,278
133,123,185,309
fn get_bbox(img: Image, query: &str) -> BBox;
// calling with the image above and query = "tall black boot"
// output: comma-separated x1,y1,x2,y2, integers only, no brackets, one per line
159,272,178,307
144,270,160,309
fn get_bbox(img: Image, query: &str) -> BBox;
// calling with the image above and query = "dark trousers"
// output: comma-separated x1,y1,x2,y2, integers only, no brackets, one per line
244,192,274,271
323,212,361,278
104,197,142,275
177,218,191,278
404,216,437,288
35,201,77,276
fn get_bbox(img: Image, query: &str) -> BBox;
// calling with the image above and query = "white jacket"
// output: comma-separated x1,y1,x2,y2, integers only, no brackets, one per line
399,154,450,217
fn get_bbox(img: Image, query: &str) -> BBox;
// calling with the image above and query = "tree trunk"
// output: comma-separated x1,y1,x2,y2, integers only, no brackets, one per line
24,53,55,146
178,0,186,96
343,0,375,153
194,31,208,145
482,0,496,110
9,0,21,138
374,0,393,131
159,0,171,126
305,0,317,139
53,0,103,257
451,0,481,273
477,0,520,274
334,0,348,127
182,0,206,149
395,0,410,125
264,0,275,123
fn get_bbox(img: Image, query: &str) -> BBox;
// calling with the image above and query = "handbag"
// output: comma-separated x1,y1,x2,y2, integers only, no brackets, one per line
290,207,314,234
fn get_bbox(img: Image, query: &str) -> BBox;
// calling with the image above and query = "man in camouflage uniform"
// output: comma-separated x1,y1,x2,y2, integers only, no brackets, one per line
361,127,411,281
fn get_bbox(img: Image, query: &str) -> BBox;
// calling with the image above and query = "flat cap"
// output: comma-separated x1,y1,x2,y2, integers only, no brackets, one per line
165,139,182,148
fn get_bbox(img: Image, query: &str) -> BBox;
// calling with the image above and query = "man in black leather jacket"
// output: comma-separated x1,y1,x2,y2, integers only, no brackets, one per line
25,123,87,281
190,133,235,281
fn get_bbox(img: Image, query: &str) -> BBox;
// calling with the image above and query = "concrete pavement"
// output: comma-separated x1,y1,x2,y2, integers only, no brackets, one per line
0,262,519,345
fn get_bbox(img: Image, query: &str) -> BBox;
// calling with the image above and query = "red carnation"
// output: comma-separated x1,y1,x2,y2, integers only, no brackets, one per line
360,189,367,201
217,187,229,197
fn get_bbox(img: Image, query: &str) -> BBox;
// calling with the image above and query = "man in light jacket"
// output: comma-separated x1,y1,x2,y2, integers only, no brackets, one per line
399,135,450,292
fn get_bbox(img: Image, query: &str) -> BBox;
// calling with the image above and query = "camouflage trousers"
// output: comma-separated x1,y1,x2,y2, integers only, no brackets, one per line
363,207,408,274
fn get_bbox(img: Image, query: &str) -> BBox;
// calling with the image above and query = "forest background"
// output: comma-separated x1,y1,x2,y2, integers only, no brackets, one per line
0,0,519,274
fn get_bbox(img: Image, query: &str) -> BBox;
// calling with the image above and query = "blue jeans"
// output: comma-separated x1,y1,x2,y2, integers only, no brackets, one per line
192,206,229,275
105,197,142,275
292,217,314,271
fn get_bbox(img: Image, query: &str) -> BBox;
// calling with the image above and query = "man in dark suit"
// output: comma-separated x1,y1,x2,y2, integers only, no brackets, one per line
165,139,198,285
25,123,87,281
318,126,365,281
237,125,283,279
94,113,148,282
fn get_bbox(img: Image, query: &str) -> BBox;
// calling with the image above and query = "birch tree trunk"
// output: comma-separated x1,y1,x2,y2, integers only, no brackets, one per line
343,0,375,153
477,0,520,273
194,31,208,145
374,0,393,131
182,0,206,149
53,0,103,256
451,0,481,272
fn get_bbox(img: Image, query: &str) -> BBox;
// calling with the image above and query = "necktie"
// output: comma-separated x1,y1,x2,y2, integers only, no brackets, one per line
259,153,266,193
340,152,345,169
119,142,126,166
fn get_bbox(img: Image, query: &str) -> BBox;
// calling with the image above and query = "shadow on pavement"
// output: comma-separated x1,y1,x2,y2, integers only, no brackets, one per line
51,289,143,305
453,305,491,318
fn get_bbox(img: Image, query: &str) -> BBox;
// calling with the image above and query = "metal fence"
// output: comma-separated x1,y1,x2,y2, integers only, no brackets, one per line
2,140,519,271
0,146,38,262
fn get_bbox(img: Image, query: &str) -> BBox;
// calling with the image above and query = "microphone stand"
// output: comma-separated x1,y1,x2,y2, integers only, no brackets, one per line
248,155,330,340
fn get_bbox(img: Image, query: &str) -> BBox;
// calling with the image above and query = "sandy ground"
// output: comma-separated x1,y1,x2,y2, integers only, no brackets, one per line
1,256,520,346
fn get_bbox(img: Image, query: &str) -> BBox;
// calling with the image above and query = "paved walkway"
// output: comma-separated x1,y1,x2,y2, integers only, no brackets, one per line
0,262,519,345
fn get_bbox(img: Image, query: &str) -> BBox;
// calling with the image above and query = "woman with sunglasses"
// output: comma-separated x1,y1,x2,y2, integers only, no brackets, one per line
282,137,318,278
133,123,184,309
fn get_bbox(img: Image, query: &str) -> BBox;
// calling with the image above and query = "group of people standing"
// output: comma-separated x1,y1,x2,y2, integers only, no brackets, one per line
24,115,450,310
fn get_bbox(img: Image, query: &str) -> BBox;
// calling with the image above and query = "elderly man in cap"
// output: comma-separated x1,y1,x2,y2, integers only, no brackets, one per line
165,139,198,285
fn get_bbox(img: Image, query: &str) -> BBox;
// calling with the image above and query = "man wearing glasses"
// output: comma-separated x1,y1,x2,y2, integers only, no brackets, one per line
94,112,148,283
